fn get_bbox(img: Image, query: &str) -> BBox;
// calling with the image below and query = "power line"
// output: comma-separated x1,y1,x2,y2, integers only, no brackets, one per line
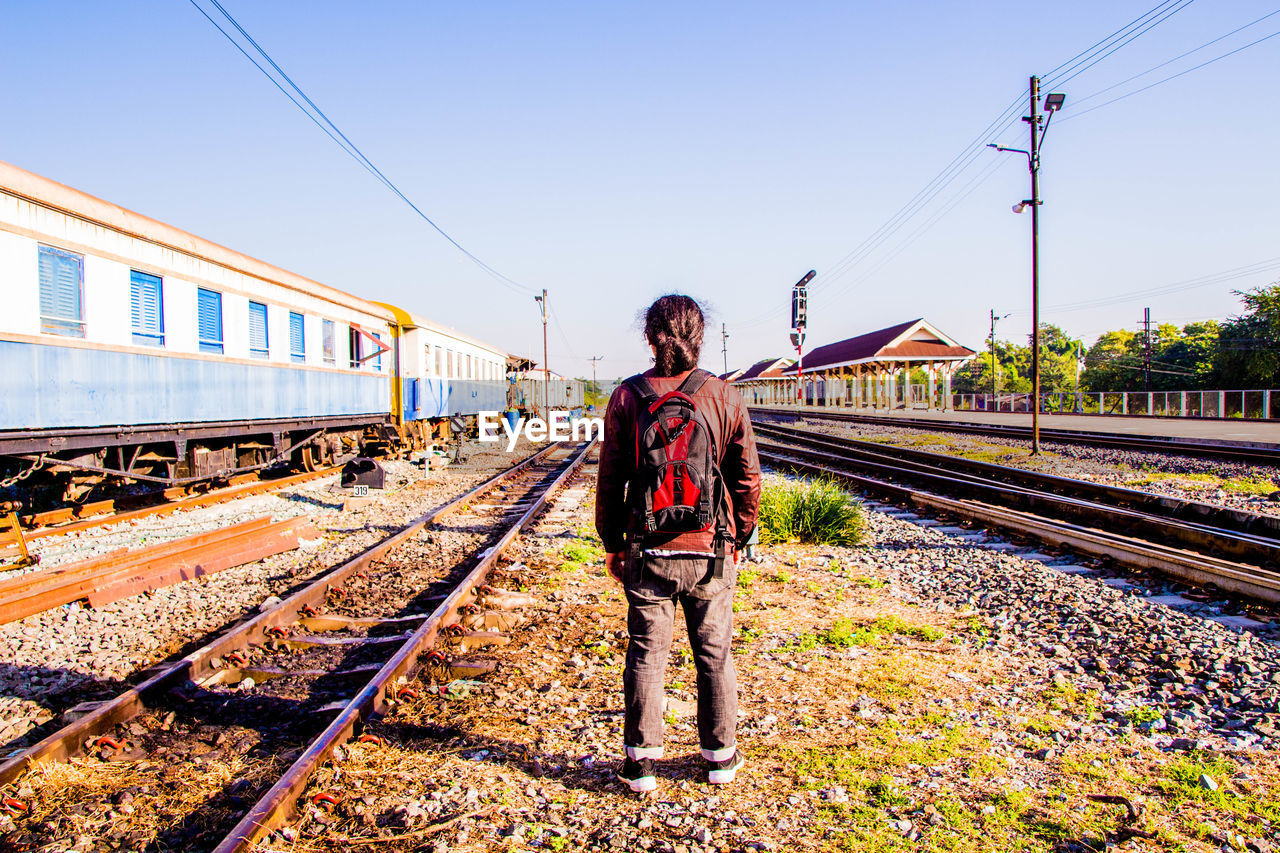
1008,255,1280,317
735,0,1199,333
1042,0,1198,89
1040,0,1182,81
1061,25,1280,122
1069,7,1280,109
188,0,533,295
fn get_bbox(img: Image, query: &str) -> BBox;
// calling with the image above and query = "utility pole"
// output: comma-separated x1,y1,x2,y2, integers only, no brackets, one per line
989,78,1064,454
989,310,1010,411
721,323,729,376
1027,75,1043,454
1141,307,1152,393
534,289,549,418
588,355,603,393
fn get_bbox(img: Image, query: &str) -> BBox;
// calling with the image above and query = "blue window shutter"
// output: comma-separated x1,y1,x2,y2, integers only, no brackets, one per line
198,288,223,353
289,312,305,362
249,301,268,356
130,270,163,345
38,245,84,335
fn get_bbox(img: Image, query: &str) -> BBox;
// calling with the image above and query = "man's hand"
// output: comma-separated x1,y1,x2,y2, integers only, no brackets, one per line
605,551,625,583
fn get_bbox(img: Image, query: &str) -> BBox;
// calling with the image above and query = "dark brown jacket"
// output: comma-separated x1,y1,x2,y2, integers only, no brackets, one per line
595,368,761,555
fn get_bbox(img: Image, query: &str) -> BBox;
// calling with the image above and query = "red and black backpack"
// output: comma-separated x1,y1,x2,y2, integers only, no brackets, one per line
623,369,727,540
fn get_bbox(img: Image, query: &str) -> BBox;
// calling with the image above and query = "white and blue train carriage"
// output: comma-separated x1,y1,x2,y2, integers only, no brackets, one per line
0,160,404,500
373,303,511,430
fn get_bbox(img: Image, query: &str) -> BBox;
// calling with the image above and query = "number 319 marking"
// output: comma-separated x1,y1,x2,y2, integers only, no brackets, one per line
352,485,369,497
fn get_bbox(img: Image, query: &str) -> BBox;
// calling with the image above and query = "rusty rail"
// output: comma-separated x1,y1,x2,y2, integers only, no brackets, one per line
213,440,594,851
11,465,343,544
752,421,1280,568
757,444,1280,604
0,444,560,787
749,406,1280,466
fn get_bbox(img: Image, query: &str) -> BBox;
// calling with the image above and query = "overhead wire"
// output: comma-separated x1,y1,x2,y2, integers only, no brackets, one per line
1060,25,1280,122
1068,7,1280,109
735,0,1216,339
1041,0,1198,89
188,0,534,295
734,0,1201,333
1008,255,1280,316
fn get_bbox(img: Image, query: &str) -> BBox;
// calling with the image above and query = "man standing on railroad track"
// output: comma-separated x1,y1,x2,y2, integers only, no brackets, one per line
596,294,761,794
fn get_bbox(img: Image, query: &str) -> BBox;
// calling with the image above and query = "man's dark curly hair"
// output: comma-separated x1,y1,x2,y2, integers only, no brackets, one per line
643,294,705,376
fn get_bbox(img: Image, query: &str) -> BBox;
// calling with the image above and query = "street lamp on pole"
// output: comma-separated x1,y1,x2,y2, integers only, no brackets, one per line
534,290,549,419
988,75,1065,456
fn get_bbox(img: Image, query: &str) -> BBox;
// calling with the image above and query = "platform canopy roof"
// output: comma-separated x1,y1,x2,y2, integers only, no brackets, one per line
729,356,795,383
780,319,974,374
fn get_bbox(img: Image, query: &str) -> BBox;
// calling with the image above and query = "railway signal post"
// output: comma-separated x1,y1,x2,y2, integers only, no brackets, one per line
791,270,814,408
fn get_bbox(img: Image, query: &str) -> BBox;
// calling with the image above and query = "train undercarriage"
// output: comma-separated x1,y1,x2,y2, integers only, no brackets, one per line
0,414,450,511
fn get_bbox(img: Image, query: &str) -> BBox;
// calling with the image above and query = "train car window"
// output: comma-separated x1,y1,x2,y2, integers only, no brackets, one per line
373,332,383,371
197,287,223,354
446,349,454,378
130,270,164,347
349,327,363,368
322,319,335,364
435,347,444,377
466,354,472,379
289,311,305,363
249,301,269,359
37,245,85,337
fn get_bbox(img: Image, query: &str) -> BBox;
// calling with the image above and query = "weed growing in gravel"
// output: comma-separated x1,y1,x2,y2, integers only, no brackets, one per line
758,478,866,546
737,566,759,588
559,538,602,567
771,569,792,583
1159,753,1280,828
819,615,944,648
849,574,887,589
1123,471,1278,496
1123,704,1163,725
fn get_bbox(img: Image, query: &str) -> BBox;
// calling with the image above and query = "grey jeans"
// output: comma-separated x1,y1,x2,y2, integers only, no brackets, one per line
623,553,738,761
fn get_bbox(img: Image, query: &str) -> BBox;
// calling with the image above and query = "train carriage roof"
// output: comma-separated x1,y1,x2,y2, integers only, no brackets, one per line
374,301,509,359
0,159,395,322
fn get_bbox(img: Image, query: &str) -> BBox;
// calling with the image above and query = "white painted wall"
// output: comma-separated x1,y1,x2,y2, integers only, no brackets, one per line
223,291,249,359
165,277,198,354
268,303,290,363
0,229,38,336
83,255,130,346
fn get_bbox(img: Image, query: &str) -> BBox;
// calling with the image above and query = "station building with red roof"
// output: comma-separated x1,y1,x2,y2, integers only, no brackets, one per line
731,318,974,410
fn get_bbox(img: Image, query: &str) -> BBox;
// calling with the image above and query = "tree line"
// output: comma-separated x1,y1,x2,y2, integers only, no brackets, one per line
952,282,1280,394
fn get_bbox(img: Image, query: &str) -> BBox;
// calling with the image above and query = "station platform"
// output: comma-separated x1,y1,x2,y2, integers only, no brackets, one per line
758,405,1280,447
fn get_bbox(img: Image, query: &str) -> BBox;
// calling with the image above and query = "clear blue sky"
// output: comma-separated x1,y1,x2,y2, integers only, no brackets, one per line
3,1,1278,378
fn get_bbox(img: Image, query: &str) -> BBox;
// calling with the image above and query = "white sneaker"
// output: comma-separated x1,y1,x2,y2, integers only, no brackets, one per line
706,750,745,785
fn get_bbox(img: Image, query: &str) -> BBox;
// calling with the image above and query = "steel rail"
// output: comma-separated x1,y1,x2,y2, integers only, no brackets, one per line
755,434,1280,572
213,440,594,852
753,421,1280,551
757,445,1280,604
13,464,343,543
0,443,560,787
748,406,1280,466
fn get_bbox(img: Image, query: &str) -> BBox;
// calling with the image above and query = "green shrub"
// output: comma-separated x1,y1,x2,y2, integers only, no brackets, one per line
758,478,866,546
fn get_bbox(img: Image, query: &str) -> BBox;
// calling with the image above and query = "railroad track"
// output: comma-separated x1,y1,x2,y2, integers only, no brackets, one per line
0,440,592,852
754,422,1280,604
749,406,1280,467
5,464,346,551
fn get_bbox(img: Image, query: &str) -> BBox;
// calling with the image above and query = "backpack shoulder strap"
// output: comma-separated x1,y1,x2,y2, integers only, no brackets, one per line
623,373,659,402
676,368,713,398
